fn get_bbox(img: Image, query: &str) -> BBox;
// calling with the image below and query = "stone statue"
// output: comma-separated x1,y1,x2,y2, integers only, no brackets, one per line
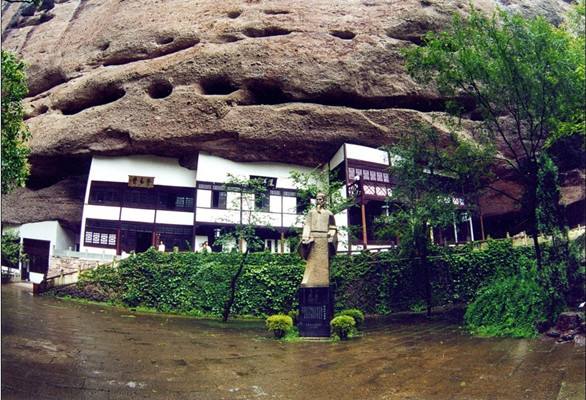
299,193,337,287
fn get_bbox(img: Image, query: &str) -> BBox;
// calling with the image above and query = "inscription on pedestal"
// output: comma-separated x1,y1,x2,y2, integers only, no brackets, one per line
298,286,334,337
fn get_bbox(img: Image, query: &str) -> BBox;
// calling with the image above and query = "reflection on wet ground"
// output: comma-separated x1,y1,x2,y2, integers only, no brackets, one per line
2,282,584,399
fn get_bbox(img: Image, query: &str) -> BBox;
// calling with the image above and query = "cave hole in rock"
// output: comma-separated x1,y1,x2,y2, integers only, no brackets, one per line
242,26,292,38
200,75,239,95
147,80,174,99
28,68,68,97
246,80,291,104
156,36,174,45
37,104,49,115
216,34,243,43
227,10,242,19
263,9,290,15
330,30,356,40
23,104,49,120
97,41,110,51
39,13,55,23
60,84,126,115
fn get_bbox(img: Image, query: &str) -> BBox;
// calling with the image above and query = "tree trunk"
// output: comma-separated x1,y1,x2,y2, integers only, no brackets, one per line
527,179,543,269
421,240,432,318
222,250,249,323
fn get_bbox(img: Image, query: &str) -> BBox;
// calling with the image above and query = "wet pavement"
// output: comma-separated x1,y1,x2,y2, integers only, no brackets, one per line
2,283,585,400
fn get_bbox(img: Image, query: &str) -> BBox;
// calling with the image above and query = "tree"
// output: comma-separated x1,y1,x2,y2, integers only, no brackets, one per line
290,167,356,248
1,50,30,194
403,8,585,268
290,168,354,216
215,175,271,322
376,126,493,316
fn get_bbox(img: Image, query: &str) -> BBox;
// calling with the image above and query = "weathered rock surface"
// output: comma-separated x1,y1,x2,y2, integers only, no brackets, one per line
1,176,85,230
1,0,578,224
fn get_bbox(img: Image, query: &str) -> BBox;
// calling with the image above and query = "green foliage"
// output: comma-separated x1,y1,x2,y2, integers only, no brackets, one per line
1,231,23,268
336,309,365,329
290,168,354,215
465,261,556,338
287,309,299,325
376,126,492,314
536,154,564,235
266,314,293,338
403,8,585,268
67,240,577,324
1,51,30,194
330,315,356,340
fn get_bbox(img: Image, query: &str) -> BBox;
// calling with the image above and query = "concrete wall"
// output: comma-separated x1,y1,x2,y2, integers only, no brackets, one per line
87,155,196,192
345,143,389,165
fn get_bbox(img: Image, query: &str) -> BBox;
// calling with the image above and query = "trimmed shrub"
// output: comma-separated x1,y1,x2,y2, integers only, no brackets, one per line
331,315,356,340
266,314,293,338
337,309,365,329
465,261,552,338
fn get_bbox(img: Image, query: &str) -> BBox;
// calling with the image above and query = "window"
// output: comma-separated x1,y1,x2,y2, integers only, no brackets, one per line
84,219,119,248
255,193,270,212
212,190,227,209
123,188,156,209
158,187,194,211
84,230,117,247
88,182,122,206
296,196,310,214
157,224,193,251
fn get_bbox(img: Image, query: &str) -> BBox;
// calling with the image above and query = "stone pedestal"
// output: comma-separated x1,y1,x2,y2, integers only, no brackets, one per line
298,286,334,337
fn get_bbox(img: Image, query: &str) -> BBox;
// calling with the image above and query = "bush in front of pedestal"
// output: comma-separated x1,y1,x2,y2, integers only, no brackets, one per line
336,309,365,330
330,315,356,340
266,314,293,339
287,310,299,326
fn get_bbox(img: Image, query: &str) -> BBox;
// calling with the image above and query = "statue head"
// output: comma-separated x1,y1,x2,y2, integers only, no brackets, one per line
316,192,326,209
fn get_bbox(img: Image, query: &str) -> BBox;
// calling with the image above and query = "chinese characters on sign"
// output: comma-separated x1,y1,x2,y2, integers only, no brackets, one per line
128,175,155,188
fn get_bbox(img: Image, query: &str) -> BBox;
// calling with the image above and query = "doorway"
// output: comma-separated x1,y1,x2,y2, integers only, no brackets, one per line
21,238,50,280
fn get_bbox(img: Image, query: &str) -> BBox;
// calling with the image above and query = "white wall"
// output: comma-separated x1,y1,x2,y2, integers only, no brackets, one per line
329,145,345,169
345,144,389,166
155,210,194,226
120,208,155,223
83,205,121,221
14,221,76,269
88,155,196,193
196,208,241,225
197,189,212,207
196,153,313,189
55,224,76,252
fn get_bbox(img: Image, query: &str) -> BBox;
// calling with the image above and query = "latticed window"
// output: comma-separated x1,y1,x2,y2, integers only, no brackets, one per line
84,230,117,248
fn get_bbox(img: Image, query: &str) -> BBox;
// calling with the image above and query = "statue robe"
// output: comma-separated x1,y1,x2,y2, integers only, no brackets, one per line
299,208,337,287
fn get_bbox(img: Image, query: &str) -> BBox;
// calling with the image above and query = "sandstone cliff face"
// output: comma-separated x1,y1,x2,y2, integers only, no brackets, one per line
1,0,578,226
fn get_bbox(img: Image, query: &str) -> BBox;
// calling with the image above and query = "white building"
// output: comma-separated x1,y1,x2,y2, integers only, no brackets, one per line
328,143,476,251
2,221,76,283
79,153,314,255
6,143,475,274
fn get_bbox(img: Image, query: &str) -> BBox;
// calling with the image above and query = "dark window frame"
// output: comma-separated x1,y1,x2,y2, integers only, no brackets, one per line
88,181,125,206
211,190,228,209
157,186,195,212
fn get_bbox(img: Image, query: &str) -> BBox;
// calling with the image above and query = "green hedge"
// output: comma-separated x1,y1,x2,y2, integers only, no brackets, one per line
465,258,552,338
73,240,540,317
